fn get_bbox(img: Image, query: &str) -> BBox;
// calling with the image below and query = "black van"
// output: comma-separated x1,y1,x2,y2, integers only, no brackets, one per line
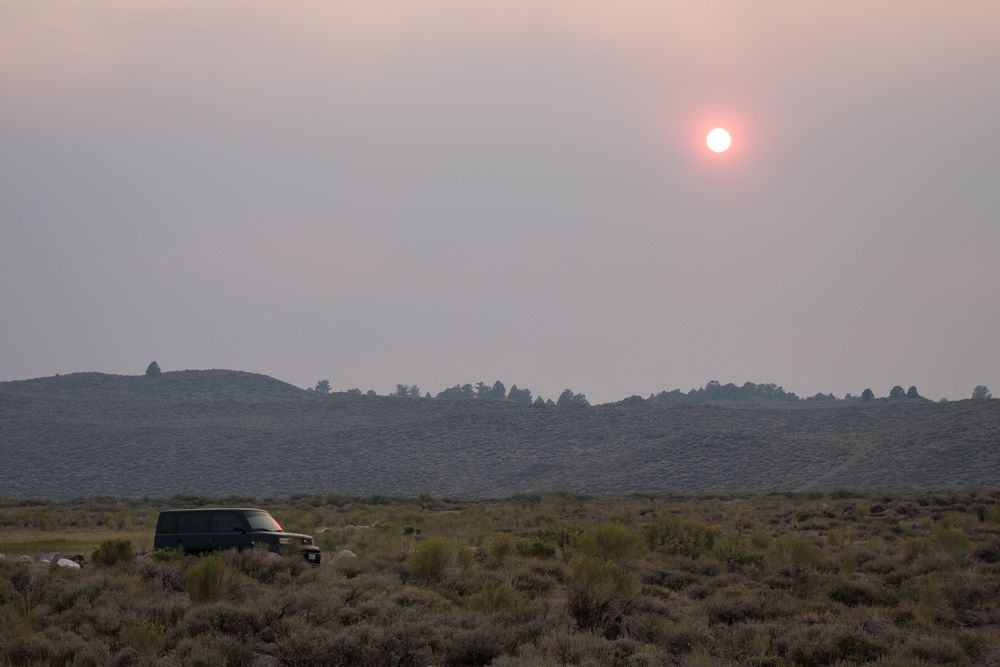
154,508,321,564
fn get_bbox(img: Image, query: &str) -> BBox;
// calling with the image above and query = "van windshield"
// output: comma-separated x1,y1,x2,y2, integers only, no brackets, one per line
245,511,283,532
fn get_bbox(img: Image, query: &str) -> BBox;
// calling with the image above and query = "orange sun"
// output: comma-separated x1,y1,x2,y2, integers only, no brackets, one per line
706,128,732,153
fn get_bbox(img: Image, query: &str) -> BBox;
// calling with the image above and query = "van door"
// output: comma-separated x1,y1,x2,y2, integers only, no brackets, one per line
174,511,211,553
209,511,248,550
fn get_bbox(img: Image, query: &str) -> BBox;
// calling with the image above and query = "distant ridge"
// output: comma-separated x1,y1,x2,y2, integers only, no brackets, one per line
2,369,307,402
2,368,999,499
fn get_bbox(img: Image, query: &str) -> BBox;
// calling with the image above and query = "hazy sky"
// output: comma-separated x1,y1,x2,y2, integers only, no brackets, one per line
2,2,998,403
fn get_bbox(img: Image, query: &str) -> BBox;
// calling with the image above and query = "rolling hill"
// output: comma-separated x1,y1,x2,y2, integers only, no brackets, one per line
1,370,998,499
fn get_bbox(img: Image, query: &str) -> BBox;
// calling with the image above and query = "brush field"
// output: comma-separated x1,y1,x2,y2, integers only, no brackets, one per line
2,491,999,666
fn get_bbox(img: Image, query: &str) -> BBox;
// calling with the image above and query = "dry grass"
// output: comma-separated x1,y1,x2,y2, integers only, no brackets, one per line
1,491,999,665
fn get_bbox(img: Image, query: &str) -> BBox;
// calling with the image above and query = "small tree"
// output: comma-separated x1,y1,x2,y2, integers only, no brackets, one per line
972,385,992,400
906,385,920,399
491,380,507,400
145,361,161,377
314,379,330,394
889,385,905,399
861,388,875,402
557,389,589,407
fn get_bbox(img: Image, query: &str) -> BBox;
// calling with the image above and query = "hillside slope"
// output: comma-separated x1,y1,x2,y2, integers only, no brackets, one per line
2,372,998,498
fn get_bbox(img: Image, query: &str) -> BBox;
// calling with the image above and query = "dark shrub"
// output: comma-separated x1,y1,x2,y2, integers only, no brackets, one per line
574,522,644,563
565,557,638,631
829,579,893,607
515,537,557,559
645,516,718,558
91,539,134,567
832,633,886,662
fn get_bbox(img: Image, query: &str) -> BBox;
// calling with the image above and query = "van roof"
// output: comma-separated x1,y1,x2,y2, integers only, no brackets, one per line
158,508,268,513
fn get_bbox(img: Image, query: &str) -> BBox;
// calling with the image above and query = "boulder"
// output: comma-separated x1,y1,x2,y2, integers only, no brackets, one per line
56,558,81,569
37,552,58,563
333,549,358,561
17,555,32,563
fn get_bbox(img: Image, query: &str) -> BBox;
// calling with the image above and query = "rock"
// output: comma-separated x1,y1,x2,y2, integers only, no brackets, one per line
56,558,81,569
17,555,32,563
471,546,486,561
333,549,357,561
0,553,5,560
37,552,58,563
251,653,278,667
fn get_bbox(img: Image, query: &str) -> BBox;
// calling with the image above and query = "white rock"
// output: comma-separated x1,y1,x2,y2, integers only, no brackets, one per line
56,558,81,569
333,549,357,561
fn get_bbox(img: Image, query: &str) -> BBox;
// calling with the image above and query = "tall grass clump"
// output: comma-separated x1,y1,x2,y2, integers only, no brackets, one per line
574,522,644,563
183,553,243,603
487,534,516,564
514,537,557,559
933,527,972,558
767,535,822,571
410,538,471,582
564,557,639,631
645,515,719,557
90,539,134,567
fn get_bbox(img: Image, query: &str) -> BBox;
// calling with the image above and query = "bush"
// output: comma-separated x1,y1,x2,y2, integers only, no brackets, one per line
410,538,470,582
183,553,244,603
934,527,972,557
713,537,764,571
515,537,557,559
125,621,164,657
488,533,516,564
829,579,894,607
564,557,639,631
90,539,134,567
767,535,821,570
907,635,968,663
645,516,718,558
151,547,185,562
574,522,644,563
468,583,521,615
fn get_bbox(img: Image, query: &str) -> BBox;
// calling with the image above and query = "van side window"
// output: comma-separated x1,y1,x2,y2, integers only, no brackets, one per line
157,513,178,534
176,512,209,533
210,511,242,533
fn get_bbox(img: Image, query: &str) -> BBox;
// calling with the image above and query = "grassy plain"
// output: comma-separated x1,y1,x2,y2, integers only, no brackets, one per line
1,491,999,666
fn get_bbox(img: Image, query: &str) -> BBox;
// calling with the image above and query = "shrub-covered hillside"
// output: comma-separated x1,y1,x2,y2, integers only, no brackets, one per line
2,371,1000,498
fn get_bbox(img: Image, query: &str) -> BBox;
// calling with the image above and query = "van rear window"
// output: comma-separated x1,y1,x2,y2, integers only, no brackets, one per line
176,512,209,533
157,512,178,534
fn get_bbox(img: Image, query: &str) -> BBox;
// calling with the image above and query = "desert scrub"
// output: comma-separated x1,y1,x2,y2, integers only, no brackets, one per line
467,583,522,615
409,537,472,582
565,556,639,631
515,536,558,559
91,539,134,567
150,547,185,562
125,620,164,657
488,533,516,564
713,536,764,572
933,526,973,558
183,553,248,603
573,522,644,563
766,534,822,571
645,515,719,558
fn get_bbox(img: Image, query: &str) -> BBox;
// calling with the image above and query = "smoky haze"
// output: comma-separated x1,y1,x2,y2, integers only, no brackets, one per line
1,2,998,404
